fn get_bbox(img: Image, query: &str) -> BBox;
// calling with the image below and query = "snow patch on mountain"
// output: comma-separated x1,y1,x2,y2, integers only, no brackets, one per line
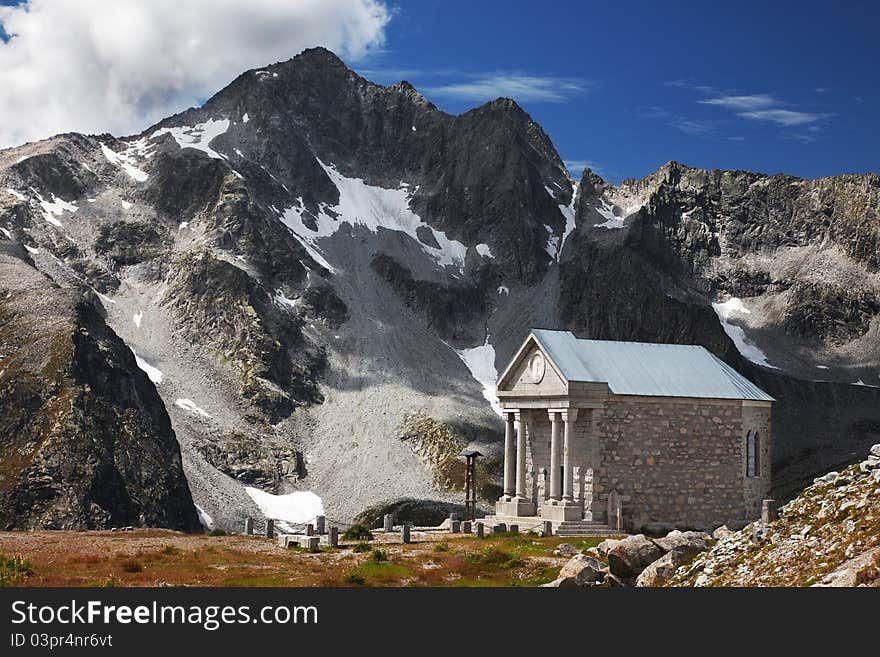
100,143,149,182
151,118,231,160
175,398,211,418
244,487,324,531
453,337,503,416
280,159,468,271
476,243,494,258
130,348,164,385
5,188,26,201
712,297,778,369
35,192,77,228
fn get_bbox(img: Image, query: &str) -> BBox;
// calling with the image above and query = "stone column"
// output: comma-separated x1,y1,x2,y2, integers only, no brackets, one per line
561,409,578,504
502,411,516,499
548,410,562,502
514,411,528,501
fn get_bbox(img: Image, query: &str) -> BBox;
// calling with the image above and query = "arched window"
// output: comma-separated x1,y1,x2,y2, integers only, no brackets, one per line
746,430,759,477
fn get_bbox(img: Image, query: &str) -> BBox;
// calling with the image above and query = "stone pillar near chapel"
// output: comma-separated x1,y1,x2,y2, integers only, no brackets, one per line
514,411,528,500
548,410,562,501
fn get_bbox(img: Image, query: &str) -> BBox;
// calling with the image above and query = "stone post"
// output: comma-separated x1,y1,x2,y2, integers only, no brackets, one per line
449,512,460,522
549,410,562,501
508,524,519,534
762,499,778,524
502,412,516,499
561,409,578,503
542,520,552,536
316,515,326,534
450,520,461,533
265,519,274,539
514,412,528,500
305,523,314,536
462,521,472,534
383,513,394,533
401,524,411,544
475,522,484,538
244,517,253,535
328,526,339,548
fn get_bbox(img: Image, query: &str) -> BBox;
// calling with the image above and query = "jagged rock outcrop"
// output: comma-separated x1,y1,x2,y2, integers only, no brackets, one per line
0,246,199,530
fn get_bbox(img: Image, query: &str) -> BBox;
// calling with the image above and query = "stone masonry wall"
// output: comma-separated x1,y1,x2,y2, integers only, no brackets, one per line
742,403,772,519
594,396,751,531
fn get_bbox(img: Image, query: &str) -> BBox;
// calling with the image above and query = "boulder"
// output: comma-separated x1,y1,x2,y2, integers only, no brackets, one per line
653,530,708,556
870,444,880,458
603,572,629,587
559,554,605,585
607,534,664,578
812,547,880,587
541,576,578,588
596,538,621,557
712,525,734,541
635,550,690,587
554,543,579,557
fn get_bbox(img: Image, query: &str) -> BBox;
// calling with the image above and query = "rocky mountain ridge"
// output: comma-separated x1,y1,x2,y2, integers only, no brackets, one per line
1,47,878,528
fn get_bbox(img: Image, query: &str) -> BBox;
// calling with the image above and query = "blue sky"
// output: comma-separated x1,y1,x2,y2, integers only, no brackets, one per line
351,0,878,183
0,0,876,183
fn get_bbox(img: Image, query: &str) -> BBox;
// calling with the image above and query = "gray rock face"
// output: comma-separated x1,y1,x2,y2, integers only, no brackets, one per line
607,534,665,579
653,530,709,555
0,247,199,530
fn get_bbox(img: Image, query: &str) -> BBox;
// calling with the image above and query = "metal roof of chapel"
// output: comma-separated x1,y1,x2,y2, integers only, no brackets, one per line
527,329,774,402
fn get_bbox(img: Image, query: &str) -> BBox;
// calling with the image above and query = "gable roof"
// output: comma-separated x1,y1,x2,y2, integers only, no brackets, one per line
520,329,774,402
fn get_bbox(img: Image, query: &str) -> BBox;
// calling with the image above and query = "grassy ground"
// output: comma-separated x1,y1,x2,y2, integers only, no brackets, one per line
0,529,608,588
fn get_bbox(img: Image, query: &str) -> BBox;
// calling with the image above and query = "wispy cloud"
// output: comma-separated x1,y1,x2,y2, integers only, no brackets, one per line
812,87,830,94
698,94,779,110
564,159,601,177
425,74,591,103
666,79,722,96
737,109,831,126
637,106,717,137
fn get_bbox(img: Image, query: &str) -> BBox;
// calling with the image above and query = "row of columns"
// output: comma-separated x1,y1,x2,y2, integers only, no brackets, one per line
502,408,579,505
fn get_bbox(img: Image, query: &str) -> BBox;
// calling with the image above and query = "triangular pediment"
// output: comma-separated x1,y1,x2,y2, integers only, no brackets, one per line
497,334,568,394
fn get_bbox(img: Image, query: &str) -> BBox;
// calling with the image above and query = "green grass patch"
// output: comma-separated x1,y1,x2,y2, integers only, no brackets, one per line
371,548,388,563
352,542,371,553
83,575,123,588
434,542,449,553
352,561,412,584
0,554,34,586
208,528,227,537
464,547,524,570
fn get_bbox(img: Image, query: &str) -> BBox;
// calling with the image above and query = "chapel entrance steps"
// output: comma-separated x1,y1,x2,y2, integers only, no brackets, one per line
479,515,627,538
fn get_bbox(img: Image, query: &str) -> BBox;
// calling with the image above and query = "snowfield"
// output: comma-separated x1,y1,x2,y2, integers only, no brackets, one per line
712,297,778,369
244,487,324,531
453,337,503,416
280,159,469,271
151,118,231,160
100,143,149,182
130,348,164,385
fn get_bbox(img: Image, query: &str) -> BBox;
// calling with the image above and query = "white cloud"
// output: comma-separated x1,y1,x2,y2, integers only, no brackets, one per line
0,0,390,148
425,74,590,103
564,159,601,177
698,94,779,110
737,109,829,126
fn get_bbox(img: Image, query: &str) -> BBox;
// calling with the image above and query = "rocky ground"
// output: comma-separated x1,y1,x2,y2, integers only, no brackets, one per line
668,444,880,586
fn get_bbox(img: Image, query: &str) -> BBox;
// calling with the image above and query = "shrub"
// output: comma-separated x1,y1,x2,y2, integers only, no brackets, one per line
465,547,524,570
342,525,373,541
371,548,388,563
85,575,123,588
352,542,372,553
208,528,227,537
0,554,34,586
434,542,449,553
120,560,143,574
344,570,365,585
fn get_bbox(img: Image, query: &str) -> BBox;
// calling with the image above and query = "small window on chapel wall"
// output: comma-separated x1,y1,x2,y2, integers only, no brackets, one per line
746,431,760,477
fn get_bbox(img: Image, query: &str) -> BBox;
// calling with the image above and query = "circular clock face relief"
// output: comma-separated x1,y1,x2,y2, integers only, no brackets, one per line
528,351,546,384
